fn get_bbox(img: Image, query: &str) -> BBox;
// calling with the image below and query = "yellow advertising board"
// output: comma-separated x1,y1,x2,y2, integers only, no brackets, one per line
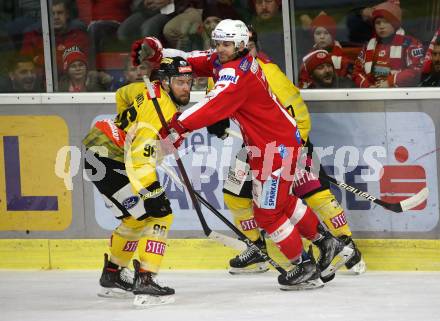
0,116,72,230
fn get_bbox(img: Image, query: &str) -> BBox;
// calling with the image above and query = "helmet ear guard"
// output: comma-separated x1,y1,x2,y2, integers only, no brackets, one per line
212,19,250,48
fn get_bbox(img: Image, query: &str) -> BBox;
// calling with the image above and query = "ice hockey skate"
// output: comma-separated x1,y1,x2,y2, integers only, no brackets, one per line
98,253,134,299
339,236,367,275
229,238,269,275
278,248,324,291
132,260,175,308
313,225,355,282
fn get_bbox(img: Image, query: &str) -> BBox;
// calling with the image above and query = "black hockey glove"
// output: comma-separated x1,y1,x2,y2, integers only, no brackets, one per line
138,181,171,220
207,118,230,139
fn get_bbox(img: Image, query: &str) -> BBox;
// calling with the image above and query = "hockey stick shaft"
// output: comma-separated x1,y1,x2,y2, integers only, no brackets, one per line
144,77,286,274
225,129,429,213
159,163,246,251
143,76,210,236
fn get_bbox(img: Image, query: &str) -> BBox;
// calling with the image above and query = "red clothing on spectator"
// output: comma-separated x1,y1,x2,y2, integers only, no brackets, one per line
21,25,89,74
76,0,131,25
422,28,440,74
299,41,352,88
352,28,424,87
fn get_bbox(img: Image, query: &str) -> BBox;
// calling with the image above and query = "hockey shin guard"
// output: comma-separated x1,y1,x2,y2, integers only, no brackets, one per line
109,217,146,267
305,189,352,238
255,210,303,261
224,193,261,242
295,207,321,241
137,214,174,273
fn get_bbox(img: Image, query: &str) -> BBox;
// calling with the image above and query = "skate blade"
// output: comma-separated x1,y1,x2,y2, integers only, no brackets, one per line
98,287,134,299
133,294,175,308
229,262,270,275
321,246,354,278
348,259,367,275
280,278,324,291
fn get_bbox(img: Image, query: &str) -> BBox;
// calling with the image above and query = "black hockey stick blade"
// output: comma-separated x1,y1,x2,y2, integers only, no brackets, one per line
323,174,429,213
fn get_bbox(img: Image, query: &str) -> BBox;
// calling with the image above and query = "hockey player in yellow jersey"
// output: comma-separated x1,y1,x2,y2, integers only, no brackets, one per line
207,27,366,276
83,56,193,307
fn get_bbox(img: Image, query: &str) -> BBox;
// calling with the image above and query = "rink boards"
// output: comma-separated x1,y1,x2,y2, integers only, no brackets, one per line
1,238,439,270
0,91,439,270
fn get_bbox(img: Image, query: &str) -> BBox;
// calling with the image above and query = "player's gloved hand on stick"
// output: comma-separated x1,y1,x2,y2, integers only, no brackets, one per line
159,112,188,154
207,118,230,139
138,181,171,219
131,37,163,67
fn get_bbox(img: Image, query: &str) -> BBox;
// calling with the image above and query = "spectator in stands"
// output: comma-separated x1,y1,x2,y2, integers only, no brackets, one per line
0,55,42,93
194,2,242,50
162,1,204,50
300,50,355,89
422,28,440,75
21,0,89,76
352,1,424,88
117,0,175,43
420,37,440,87
122,56,151,84
75,0,131,53
58,46,113,92
1,0,41,50
346,0,400,45
298,13,352,88
250,0,285,70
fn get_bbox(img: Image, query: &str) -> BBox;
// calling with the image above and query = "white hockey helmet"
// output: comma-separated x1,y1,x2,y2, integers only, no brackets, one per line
211,19,250,48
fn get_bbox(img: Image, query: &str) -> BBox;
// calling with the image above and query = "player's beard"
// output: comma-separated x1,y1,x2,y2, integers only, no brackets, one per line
174,93,190,106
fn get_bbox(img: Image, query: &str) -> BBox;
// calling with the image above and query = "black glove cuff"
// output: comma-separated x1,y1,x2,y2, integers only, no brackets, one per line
207,118,230,139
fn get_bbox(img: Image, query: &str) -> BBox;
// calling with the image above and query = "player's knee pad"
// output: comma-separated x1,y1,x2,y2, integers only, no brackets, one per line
224,193,261,241
137,214,174,273
305,189,352,237
109,217,147,267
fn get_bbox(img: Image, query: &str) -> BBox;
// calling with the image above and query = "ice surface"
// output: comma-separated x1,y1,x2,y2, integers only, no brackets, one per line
1,270,439,321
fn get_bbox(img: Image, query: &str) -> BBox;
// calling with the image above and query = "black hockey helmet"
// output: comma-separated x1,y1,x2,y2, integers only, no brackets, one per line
151,56,193,106
154,56,193,82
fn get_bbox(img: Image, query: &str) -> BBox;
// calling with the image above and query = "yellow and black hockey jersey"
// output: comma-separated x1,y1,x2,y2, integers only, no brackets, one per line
83,81,177,193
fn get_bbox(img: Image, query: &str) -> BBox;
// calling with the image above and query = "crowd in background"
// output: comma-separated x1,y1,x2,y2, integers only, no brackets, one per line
0,0,439,93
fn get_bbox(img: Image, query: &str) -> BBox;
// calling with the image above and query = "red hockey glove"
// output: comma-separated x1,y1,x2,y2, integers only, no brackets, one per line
131,37,163,67
158,112,188,154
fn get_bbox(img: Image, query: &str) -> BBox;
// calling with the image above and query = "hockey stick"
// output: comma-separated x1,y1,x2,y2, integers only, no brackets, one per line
225,129,429,213
158,162,246,251
143,76,287,275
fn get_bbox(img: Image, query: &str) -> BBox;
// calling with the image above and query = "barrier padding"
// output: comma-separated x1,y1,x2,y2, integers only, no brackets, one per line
0,239,439,271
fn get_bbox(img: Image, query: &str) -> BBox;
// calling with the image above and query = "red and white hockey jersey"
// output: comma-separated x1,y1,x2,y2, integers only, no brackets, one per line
177,50,302,180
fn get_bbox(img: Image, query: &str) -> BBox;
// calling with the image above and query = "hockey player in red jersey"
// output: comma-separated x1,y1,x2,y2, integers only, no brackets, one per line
131,20,354,290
